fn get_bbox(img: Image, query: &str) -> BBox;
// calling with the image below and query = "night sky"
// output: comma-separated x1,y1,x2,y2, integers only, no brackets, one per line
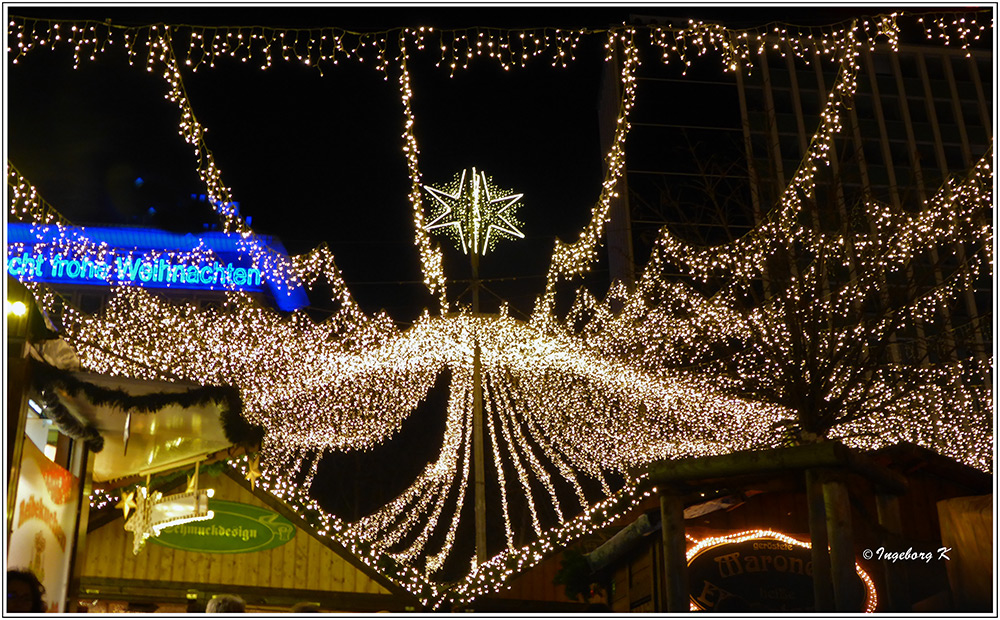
9,6,628,323
6,4,884,321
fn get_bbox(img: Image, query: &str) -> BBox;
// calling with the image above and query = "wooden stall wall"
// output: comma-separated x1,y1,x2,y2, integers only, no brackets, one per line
608,542,663,612
482,551,592,612
78,471,404,611
936,494,993,611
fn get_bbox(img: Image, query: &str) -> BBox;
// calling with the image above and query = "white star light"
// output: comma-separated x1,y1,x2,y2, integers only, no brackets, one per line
423,167,525,255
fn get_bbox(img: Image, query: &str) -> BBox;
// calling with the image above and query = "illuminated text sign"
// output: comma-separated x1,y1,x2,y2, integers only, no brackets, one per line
6,224,308,311
7,253,264,289
687,531,876,612
150,499,295,554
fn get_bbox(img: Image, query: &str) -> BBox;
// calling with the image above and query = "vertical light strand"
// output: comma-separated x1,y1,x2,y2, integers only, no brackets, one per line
398,31,449,312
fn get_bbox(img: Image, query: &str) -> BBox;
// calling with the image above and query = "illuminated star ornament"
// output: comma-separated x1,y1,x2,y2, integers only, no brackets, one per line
245,454,263,489
116,489,137,521
423,167,525,255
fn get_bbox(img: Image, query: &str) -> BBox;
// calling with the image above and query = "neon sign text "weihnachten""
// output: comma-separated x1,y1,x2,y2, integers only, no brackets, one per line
8,252,263,288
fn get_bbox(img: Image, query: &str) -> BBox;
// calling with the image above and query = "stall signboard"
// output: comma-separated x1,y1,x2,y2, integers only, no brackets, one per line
6,223,308,311
687,531,876,612
8,439,80,612
150,500,296,554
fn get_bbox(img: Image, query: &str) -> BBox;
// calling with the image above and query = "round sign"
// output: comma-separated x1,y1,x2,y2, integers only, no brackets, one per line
151,499,295,554
687,530,876,612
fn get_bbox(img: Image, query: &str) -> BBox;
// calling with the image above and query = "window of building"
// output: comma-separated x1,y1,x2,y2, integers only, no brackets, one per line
878,90,901,121
79,292,105,315
744,86,765,112
897,54,919,78
859,132,883,165
798,90,821,121
888,140,910,167
770,87,793,116
944,144,967,172
907,95,929,124
871,53,893,76
934,97,956,127
961,100,986,133
948,55,969,81
974,57,991,88
778,134,801,162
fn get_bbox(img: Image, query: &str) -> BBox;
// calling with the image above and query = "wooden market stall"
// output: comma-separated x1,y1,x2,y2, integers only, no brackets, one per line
583,441,991,613
77,469,418,613
9,348,419,612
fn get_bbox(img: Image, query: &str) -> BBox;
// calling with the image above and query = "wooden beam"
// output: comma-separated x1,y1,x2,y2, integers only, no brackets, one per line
658,490,688,612
79,576,410,612
642,441,907,495
645,442,847,484
822,475,855,611
805,469,834,611
67,449,96,612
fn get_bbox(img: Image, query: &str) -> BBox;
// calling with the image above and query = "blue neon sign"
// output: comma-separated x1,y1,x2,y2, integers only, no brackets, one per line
6,224,309,312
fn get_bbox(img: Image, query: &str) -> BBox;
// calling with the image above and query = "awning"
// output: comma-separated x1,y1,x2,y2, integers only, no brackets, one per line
28,355,260,484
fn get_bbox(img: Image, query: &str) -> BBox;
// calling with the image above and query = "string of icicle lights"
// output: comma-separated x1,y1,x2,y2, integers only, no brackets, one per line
8,9,994,608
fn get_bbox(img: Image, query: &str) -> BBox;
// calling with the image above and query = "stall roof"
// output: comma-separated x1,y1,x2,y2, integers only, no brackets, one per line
56,373,237,482
29,349,254,484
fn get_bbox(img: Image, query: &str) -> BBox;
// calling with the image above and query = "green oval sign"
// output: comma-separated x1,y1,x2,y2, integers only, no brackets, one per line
150,499,295,554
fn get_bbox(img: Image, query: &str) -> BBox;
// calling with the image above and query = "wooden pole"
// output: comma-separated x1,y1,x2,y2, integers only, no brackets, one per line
6,300,34,541
66,449,95,612
7,357,30,541
822,475,856,611
471,247,487,565
876,492,910,611
806,468,834,611
659,489,688,612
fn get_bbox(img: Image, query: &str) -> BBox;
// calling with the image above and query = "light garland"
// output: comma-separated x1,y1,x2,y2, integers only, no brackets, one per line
7,8,993,609
397,39,449,312
541,28,639,297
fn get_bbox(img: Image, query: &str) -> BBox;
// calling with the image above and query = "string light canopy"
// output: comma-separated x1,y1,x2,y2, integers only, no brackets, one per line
7,8,993,609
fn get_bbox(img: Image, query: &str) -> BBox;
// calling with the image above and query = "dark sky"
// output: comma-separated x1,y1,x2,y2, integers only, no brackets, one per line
6,5,895,321
8,6,628,320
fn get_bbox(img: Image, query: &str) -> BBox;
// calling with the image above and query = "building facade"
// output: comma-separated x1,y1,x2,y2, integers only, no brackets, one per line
606,37,992,367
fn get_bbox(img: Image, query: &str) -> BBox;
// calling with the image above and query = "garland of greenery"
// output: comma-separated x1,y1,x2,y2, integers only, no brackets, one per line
36,387,105,453
118,459,235,496
30,359,264,449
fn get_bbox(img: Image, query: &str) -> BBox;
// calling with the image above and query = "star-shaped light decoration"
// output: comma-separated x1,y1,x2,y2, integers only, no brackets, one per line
123,486,159,554
245,454,263,489
123,483,214,555
116,489,138,521
423,167,525,255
